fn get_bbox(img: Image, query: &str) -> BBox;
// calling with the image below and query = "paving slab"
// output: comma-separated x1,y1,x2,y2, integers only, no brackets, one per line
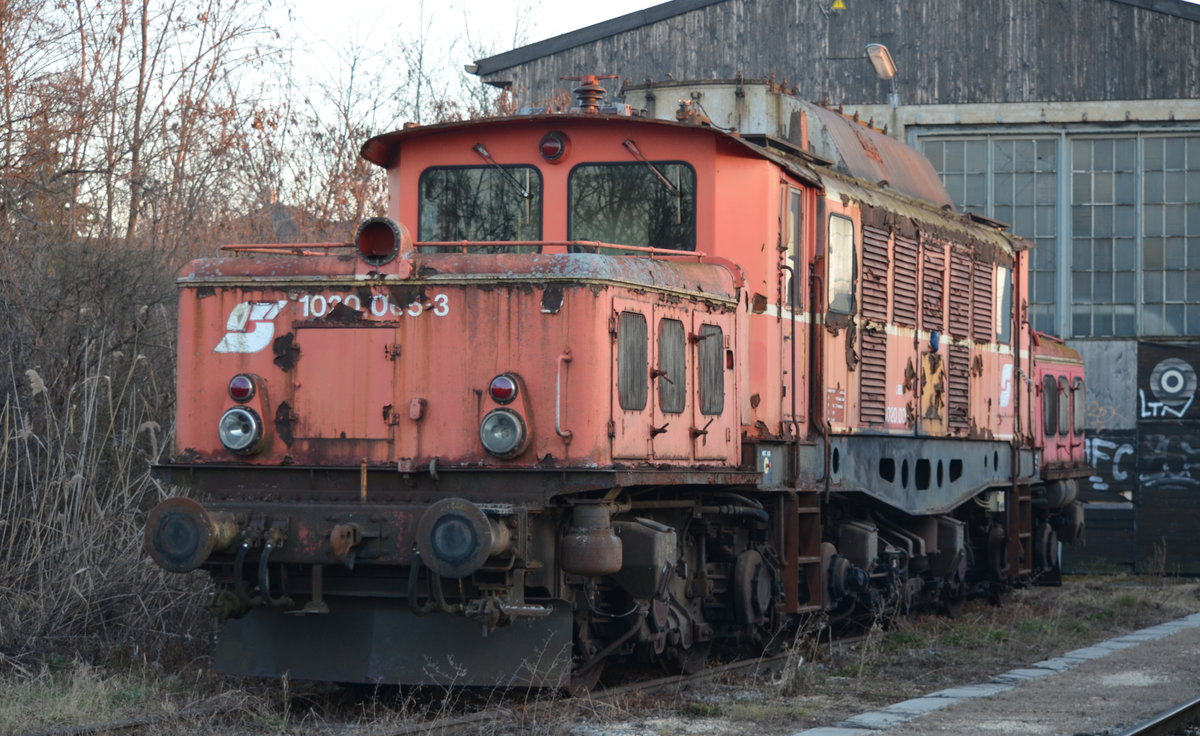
992,667,1056,682
926,682,1013,699
881,697,957,716
839,710,914,729
1027,656,1078,672
1060,645,1116,660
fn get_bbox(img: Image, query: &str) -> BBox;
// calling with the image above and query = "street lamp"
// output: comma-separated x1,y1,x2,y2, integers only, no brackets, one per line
866,43,899,108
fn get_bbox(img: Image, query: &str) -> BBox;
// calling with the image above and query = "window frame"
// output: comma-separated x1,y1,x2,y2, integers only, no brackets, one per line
566,160,698,252
827,214,857,315
617,311,648,411
417,164,544,243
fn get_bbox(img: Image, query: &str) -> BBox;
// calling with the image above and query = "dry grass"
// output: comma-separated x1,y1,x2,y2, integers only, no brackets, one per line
0,238,210,675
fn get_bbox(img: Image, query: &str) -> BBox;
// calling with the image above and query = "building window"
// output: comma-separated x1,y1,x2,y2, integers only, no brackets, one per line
1071,138,1138,337
921,132,1200,339
923,137,1059,334
1140,136,1200,336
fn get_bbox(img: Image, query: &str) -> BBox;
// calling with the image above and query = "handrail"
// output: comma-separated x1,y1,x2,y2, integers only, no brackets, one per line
555,350,573,444
416,240,706,259
219,242,351,254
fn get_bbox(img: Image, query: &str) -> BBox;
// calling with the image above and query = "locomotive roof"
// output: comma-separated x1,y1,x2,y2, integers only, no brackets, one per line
360,111,1027,259
360,112,819,187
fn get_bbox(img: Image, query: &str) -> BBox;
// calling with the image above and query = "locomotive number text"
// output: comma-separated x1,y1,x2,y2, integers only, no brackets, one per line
298,292,451,319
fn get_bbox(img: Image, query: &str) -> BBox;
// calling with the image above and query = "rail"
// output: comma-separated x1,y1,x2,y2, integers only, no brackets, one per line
1116,694,1200,736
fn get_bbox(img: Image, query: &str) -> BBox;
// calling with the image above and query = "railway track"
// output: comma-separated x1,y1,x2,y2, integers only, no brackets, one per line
1116,695,1200,736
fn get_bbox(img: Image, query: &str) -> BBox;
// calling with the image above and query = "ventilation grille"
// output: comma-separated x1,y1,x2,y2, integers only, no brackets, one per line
948,247,972,339
893,234,919,327
921,239,946,333
948,343,971,432
972,259,994,342
860,328,888,426
861,226,890,323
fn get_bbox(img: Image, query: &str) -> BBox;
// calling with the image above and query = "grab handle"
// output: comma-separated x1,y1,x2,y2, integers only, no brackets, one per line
555,350,573,444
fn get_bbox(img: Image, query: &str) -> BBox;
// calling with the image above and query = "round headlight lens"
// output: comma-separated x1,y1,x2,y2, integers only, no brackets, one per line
218,407,263,454
479,409,526,458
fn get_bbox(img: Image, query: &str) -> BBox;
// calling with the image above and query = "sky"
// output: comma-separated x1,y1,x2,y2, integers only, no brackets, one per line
280,0,663,69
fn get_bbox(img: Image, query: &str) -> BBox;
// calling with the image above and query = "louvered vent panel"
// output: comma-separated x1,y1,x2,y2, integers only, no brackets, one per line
948,343,971,433
948,247,972,339
972,260,994,343
859,328,888,426
921,239,946,333
861,226,890,323
893,234,919,327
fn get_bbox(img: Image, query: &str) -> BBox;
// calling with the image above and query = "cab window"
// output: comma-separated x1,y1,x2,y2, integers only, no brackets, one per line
419,166,542,242
828,214,856,314
568,162,696,251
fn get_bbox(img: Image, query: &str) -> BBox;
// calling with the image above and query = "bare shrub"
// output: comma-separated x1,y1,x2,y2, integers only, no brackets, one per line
0,235,209,671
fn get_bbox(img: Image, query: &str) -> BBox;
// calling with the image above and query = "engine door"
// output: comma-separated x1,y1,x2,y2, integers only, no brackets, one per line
650,305,694,460
291,324,397,451
612,298,652,460
781,186,808,432
691,311,737,461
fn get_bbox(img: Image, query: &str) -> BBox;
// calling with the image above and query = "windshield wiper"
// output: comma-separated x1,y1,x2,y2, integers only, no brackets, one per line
622,139,681,197
472,143,532,199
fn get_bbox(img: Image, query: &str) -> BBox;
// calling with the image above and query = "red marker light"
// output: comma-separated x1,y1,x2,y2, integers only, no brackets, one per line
539,132,568,162
228,374,256,402
489,374,518,403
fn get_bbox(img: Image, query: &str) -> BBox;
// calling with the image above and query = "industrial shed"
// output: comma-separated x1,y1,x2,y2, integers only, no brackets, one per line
471,0,1200,574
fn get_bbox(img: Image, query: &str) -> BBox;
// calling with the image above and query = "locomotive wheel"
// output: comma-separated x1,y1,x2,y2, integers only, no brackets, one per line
568,610,605,697
986,524,1010,580
665,639,711,675
941,586,966,618
1034,522,1062,586
568,660,604,698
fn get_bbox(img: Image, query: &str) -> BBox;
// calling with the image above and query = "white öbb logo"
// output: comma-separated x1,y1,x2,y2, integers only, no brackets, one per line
214,301,288,354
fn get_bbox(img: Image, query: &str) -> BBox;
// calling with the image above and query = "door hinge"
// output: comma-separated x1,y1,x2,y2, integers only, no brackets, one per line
384,344,402,360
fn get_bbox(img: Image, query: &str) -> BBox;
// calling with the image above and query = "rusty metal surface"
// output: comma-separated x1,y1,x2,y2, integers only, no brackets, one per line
153,465,764,504
179,251,741,301
805,103,954,207
360,113,821,190
214,596,572,686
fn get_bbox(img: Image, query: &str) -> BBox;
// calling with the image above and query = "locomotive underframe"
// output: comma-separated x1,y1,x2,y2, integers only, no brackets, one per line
152,460,1070,687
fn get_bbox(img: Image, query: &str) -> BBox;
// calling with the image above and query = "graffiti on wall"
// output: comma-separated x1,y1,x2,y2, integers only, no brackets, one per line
1138,346,1200,420
1137,424,1200,492
1085,430,1137,499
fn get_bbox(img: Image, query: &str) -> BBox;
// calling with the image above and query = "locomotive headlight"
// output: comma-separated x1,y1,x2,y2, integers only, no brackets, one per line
479,409,526,458
218,406,264,454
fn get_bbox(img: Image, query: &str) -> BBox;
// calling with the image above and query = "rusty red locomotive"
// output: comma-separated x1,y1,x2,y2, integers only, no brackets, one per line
145,77,1088,691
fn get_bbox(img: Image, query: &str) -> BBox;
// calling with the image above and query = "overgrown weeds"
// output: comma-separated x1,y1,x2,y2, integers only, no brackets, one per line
0,237,208,676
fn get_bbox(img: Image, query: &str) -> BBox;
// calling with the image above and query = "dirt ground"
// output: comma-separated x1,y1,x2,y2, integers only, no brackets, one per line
565,576,1200,736
5,576,1200,735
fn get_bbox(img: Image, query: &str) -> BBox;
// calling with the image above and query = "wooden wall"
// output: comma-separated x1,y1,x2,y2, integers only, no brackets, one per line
478,0,1200,107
